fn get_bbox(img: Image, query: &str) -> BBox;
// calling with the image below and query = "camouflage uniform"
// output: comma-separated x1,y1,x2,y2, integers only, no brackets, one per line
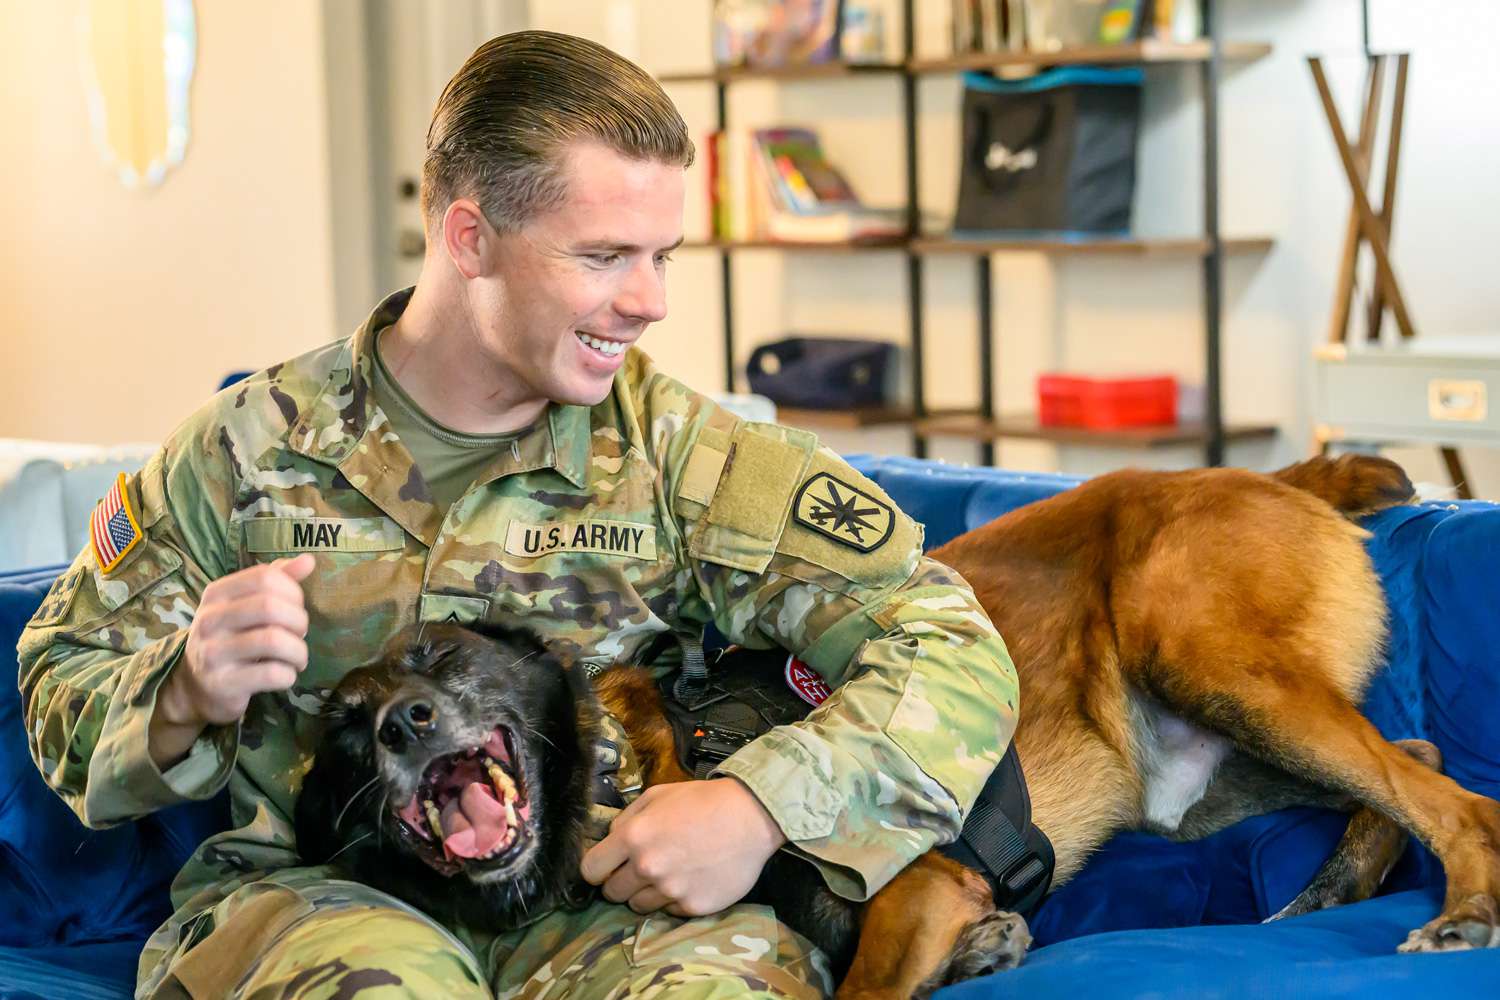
18,288,1019,998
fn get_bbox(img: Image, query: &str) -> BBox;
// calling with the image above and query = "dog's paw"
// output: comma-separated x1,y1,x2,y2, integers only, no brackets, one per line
914,910,1031,998
1398,893,1500,952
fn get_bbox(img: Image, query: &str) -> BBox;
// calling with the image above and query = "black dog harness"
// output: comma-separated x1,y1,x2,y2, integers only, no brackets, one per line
655,642,1055,918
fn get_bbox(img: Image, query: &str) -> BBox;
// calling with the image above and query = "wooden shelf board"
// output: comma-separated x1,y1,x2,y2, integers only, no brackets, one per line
683,237,909,252
908,40,1272,74
687,236,1273,256
659,61,905,84
777,405,978,430
910,235,1274,257
916,413,1279,448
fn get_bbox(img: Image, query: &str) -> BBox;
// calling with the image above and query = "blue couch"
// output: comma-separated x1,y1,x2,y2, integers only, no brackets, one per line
4,455,1499,998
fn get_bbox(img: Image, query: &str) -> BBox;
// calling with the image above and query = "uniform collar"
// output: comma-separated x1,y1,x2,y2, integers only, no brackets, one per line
288,287,594,542
548,403,591,489
287,287,405,466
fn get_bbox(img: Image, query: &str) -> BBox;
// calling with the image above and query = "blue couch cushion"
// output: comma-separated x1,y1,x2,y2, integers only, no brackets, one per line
0,942,141,1000
847,454,1080,547
944,889,1490,1000
1,568,228,949
1421,505,1500,800
1027,808,1444,948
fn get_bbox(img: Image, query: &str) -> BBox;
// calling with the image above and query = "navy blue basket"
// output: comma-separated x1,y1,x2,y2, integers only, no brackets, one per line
746,337,896,410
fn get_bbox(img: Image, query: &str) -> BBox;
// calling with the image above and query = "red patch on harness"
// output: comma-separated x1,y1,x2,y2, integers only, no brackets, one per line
785,655,831,707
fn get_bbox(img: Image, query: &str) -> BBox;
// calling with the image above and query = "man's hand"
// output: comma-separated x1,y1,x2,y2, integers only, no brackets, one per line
580,777,787,917
149,554,315,769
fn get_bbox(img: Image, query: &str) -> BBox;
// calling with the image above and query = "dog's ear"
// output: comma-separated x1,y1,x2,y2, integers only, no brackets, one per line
294,696,376,867
470,620,552,663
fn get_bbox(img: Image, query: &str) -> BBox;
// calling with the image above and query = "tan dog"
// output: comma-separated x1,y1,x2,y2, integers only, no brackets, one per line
599,454,1500,998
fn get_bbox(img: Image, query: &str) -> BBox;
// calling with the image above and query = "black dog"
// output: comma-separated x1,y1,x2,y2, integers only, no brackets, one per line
296,622,1012,996
295,622,602,928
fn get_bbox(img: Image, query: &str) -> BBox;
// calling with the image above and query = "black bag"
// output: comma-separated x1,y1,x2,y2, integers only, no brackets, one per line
954,67,1143,235
746,337,895,409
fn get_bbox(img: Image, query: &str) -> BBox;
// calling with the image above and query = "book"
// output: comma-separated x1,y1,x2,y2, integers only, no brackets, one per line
763,206,907,243
951,0,975,53
752,128,862,213
979,0,1004,52
1144,0,1200,43
706,125,906,243
706,129,724,239
1097,1,1145,44
715,0,843,69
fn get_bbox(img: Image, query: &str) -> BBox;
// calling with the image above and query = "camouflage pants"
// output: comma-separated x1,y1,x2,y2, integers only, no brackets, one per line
137,868,833,999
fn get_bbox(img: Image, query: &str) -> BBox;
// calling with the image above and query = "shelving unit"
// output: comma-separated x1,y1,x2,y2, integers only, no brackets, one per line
918,412,1276,448
907,38,1271,73
664,0,1274,466
681,238,908,252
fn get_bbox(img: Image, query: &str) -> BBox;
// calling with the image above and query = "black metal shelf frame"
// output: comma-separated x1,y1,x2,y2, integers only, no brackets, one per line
702,0,1244,467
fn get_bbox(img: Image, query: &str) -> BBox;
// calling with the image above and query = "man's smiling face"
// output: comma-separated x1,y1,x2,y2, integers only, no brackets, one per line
466,141,685,409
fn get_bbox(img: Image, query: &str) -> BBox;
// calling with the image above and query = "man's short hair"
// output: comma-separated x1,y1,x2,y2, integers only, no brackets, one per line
422,30,695,235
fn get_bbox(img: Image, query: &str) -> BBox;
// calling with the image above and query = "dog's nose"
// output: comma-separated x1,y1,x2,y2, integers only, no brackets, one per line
378,698,439,750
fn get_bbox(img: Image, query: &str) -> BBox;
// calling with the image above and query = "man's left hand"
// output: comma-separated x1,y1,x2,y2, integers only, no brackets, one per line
580,777,787,916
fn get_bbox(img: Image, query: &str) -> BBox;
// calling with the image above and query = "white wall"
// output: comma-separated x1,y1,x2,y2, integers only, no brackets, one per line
3,0,1494,495
0,1,343,445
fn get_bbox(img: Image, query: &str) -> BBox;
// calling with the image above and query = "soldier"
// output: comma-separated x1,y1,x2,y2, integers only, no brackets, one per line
18,29,1019,1000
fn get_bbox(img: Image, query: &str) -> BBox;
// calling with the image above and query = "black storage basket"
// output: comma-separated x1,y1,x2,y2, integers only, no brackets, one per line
953,67,1143,235
746,337,896,410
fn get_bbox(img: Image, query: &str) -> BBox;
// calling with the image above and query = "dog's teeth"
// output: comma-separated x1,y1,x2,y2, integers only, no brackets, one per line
504,800,519,829
486,759,518,803
423,799,444,840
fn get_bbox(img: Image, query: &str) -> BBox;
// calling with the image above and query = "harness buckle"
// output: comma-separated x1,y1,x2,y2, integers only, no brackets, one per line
689,701,762,777
999,854,1049,907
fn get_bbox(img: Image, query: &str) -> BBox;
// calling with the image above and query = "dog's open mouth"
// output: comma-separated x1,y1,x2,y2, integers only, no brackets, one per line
393,725,532,873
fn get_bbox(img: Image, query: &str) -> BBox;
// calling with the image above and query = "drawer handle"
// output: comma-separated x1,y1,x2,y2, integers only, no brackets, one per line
1428,379,1487,422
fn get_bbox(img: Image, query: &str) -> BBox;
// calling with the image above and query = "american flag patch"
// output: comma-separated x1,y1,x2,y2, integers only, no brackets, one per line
90,473,143,574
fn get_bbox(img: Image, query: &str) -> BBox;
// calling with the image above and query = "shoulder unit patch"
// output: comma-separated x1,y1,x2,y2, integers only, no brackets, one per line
90,472,143,574
785,654,832,707
792,472,895,552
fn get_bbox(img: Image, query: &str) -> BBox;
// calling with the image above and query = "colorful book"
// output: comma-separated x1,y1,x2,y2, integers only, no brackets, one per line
705,125,906,243
751,128,862,214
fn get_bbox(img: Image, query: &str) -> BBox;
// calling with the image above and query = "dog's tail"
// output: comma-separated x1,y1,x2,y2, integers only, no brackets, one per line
1270,454,1415,518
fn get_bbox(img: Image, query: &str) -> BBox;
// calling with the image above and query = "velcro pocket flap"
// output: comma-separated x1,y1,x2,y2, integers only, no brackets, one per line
91,544,183,615
689,422,816,573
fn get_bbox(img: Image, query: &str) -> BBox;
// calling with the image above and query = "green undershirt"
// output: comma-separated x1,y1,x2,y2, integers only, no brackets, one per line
371,328,526,513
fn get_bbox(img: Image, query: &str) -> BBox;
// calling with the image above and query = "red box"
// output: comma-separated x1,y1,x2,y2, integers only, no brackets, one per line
1037,374,1178,429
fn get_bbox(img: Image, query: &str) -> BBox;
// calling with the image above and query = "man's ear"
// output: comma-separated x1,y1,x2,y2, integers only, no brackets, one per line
441,198,494,279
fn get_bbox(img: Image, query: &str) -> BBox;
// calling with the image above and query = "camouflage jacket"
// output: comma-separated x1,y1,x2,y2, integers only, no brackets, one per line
18,288,1019,911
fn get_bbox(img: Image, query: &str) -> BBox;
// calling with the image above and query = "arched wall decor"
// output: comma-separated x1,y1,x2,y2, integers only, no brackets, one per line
78,0,197,189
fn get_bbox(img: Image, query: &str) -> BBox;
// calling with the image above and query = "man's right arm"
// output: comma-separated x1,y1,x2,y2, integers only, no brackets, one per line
148,552,314,770
17,441,310,828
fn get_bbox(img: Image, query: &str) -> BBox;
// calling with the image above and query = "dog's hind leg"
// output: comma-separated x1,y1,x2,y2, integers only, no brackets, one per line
1137,653,1500,952
1270,740,1441,921
1168,741,1442,919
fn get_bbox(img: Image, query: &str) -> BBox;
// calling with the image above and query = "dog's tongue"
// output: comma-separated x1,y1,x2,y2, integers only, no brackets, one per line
441,782,507,859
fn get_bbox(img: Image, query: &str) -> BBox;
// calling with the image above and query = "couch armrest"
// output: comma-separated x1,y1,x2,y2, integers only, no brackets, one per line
0,441,156,573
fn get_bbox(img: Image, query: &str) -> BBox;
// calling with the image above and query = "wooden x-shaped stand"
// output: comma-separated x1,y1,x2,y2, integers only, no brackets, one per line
1309,53,1473,498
